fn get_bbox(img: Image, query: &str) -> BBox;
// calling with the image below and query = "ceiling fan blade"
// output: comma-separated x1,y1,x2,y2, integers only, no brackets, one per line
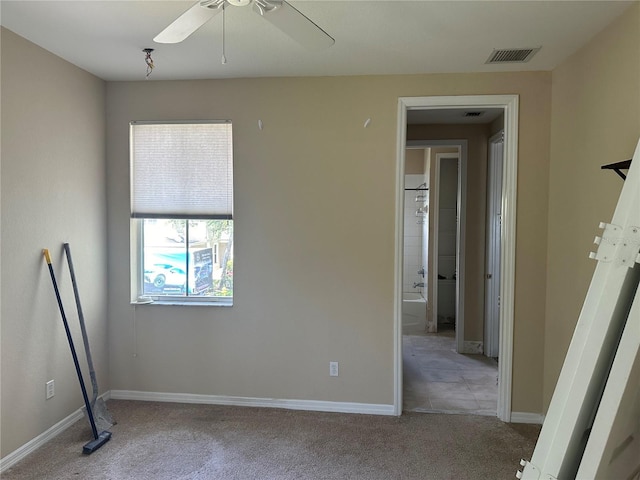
253,0,334,50
154,2,223,44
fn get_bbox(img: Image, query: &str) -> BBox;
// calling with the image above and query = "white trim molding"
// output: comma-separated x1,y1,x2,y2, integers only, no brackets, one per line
0,410,84,473
110,390,395,416
463,341,483,354
0,408,84,474
395,95,519,422
0,390,112,473
510,412,545,425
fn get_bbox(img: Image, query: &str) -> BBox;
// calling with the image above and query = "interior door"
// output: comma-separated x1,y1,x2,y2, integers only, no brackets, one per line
484,131,503,358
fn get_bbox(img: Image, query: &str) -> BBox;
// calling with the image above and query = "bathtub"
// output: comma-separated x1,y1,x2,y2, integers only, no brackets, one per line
402,292,427,333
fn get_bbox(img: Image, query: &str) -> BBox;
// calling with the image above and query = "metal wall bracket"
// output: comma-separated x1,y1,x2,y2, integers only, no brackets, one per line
589,223,640,268
601,159,632,180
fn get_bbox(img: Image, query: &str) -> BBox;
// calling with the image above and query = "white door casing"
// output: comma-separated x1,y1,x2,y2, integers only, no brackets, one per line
394,95,519,422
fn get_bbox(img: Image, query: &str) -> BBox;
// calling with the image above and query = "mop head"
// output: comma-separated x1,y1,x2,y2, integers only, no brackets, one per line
83,430,111,455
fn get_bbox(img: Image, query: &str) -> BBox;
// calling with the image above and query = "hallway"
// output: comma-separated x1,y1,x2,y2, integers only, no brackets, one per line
403,329,498,415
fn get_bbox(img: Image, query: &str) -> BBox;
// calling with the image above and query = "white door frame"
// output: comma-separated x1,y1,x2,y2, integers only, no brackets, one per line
484,131,504,358
394,95,519,422
406,143,466,353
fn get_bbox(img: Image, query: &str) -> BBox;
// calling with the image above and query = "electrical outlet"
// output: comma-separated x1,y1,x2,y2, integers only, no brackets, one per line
329,361,339,377
46,380,55,399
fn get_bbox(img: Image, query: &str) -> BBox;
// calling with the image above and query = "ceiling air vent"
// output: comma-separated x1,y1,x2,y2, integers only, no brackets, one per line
486,47,541,64
464,111,484,118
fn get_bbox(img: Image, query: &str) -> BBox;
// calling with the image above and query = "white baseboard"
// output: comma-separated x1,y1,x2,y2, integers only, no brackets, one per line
462,341,483,354
510,411,545,424
0,409,83,473
0,392,112,473
110,390,395,416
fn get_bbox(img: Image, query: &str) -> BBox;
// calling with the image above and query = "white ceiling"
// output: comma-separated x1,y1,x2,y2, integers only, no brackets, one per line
0,1,635,82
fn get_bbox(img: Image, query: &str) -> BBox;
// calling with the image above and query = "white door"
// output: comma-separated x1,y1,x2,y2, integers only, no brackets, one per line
484,131,503,358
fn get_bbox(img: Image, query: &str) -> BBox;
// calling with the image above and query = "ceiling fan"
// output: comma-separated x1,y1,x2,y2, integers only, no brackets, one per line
154,0,334,50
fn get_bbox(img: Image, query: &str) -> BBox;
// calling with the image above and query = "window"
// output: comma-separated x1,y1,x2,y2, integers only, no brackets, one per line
130,121,233,305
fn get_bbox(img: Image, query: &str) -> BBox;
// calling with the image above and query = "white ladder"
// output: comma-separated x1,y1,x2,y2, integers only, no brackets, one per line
517,138,640,480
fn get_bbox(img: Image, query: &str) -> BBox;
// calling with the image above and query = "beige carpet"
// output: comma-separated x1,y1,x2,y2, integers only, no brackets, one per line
3,400,539,479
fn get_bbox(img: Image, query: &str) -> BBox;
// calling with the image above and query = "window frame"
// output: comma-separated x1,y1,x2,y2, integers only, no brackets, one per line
129,120,234,307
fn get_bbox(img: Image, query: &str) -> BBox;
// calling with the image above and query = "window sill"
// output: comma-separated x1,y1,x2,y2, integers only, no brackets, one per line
131,298,233,307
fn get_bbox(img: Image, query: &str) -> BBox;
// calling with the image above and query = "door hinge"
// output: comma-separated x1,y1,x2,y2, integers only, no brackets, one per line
516,459,557,479
589,222,640,268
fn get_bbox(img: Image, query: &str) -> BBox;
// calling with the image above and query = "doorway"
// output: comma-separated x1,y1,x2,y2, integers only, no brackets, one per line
394,95,519,422
402,145,498,416
404,142,467,353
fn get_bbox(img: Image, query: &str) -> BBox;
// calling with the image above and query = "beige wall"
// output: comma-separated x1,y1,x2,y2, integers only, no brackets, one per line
404,149,425,174
2,3,636,457
544,3,640,410
0,28,107,457
106,71,551,415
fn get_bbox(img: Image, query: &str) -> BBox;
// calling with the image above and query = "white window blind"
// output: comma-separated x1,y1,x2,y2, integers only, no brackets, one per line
130,121,233,219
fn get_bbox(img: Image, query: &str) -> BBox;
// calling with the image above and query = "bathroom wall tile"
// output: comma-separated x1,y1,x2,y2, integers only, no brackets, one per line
404,259,421,270
404,236,422,247
405,273,422,284
404,225,422,238
405,174,426,189
404,254,422,267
